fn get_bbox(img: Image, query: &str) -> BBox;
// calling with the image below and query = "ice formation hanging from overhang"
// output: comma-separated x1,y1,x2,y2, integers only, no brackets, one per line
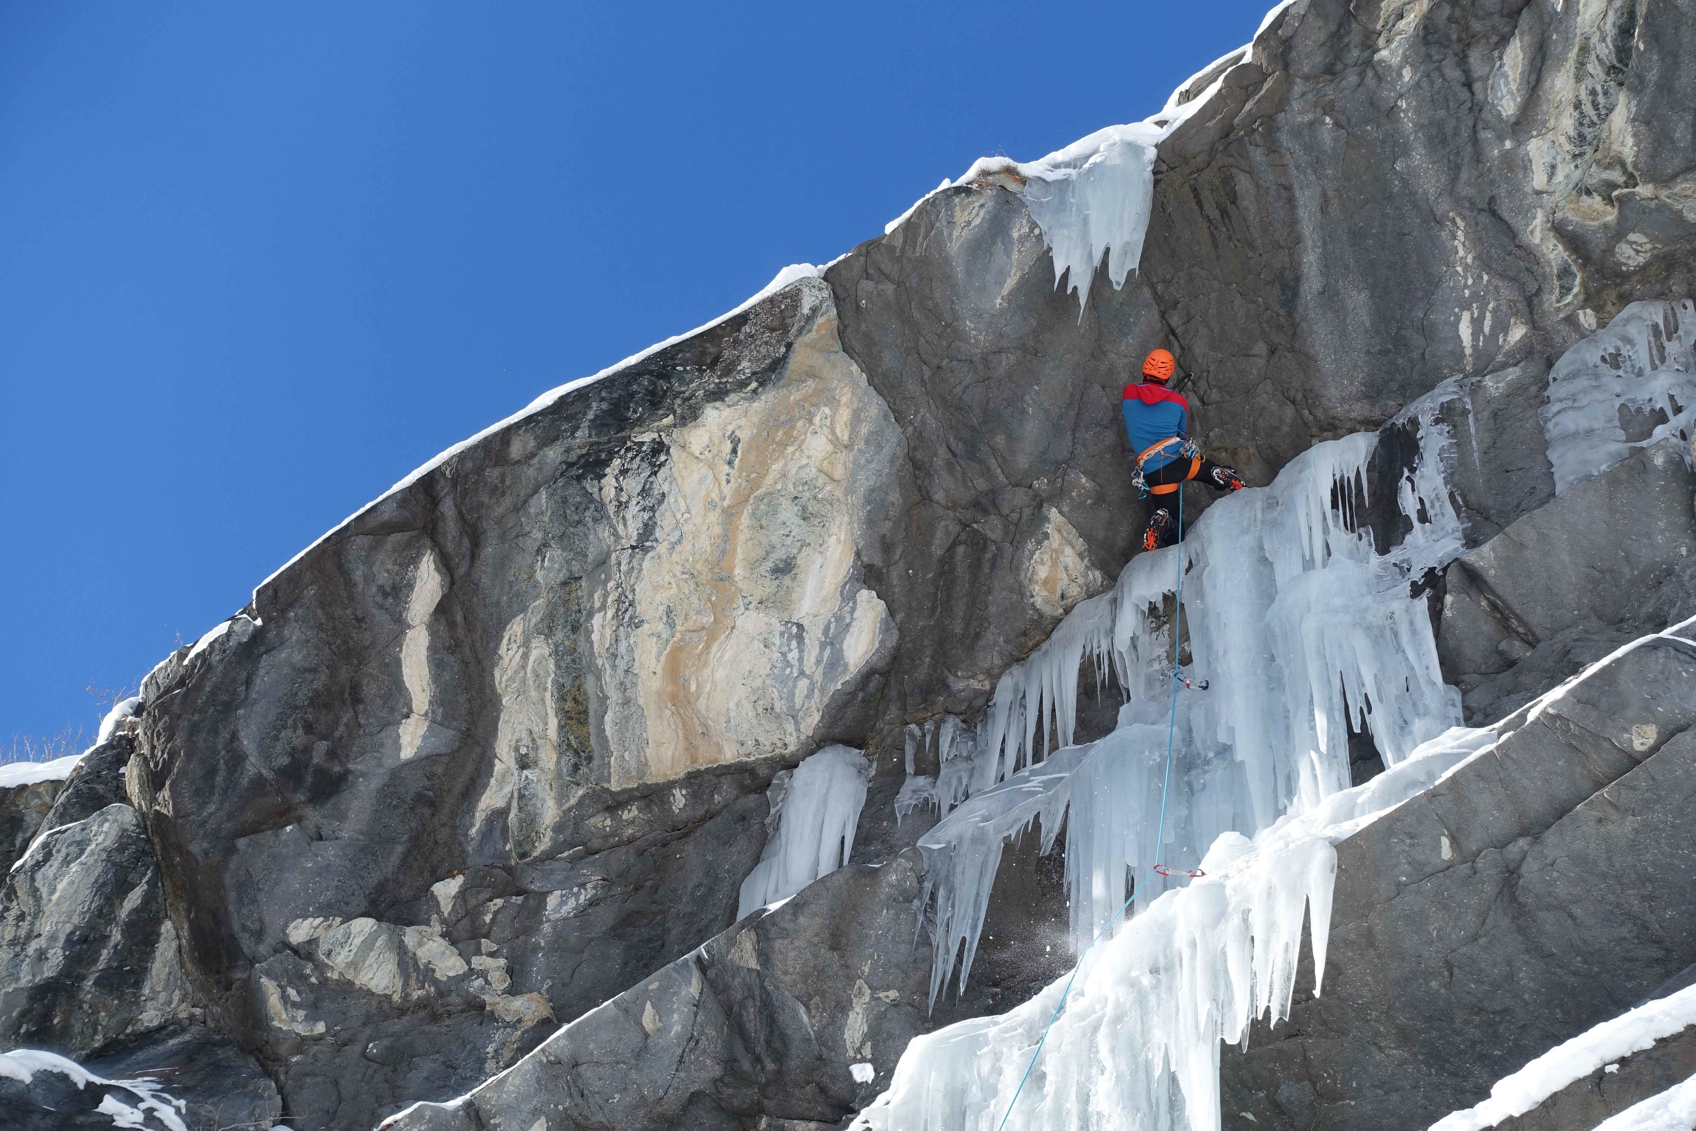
917,382,1469,1008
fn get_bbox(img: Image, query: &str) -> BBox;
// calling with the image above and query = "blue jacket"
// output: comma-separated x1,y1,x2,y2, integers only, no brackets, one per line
1121,382,1190,470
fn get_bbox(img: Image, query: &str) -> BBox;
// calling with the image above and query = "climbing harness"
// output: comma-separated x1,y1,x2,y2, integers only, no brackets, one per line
1130,436,1202,499
996,487,1203,1131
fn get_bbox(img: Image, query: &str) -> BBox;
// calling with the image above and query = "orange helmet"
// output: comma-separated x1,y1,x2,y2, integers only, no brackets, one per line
1142,349,1176,382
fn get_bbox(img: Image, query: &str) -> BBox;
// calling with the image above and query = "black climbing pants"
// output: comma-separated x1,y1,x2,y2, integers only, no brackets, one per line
1143,455,1233,494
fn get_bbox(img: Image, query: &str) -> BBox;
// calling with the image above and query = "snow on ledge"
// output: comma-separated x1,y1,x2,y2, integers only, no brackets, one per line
0,754,84,789
94,696,143,745
1592,1072,1696,1130
242,263,829,613
0,1048,190,1131
878,0,1291,311
193,0,1306,666
1428,984,1696,1131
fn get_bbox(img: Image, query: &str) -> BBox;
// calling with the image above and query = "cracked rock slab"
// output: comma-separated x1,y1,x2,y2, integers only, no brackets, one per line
1221,618,1696,1130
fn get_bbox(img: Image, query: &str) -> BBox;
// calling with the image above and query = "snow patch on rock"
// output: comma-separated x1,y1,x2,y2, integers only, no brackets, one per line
0,753,84,789
1429,983,1696,1131
0,1048,190,1131
1542,298,1696,494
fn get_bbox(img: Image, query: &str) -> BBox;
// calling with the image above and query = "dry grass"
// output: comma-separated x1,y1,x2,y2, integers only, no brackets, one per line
1,725,87,767
2,677,143,767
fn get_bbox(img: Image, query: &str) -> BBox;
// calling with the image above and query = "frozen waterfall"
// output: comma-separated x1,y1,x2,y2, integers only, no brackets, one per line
894,717,980,826
852,726,1498,1131
919,385,1468,1007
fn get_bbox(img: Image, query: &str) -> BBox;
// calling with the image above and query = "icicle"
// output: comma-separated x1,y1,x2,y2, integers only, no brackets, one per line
736,745,870,918
935,715,977,815
948,126,1162,314
857,727,1496,1131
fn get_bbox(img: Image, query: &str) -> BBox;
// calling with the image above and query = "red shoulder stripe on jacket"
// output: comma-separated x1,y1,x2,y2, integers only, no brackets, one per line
1122,382,1189,410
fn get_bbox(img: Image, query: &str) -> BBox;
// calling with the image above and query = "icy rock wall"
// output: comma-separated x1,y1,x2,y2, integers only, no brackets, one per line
1542,298,1696,493
737,745,871,919
907,41,1267,317
917,387,1468,1004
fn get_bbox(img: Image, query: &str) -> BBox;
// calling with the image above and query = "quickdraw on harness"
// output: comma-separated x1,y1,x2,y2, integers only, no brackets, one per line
1130,435,1202,499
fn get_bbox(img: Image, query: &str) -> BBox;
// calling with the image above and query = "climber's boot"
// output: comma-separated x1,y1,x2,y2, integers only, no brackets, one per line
1143,507,1177,551
1209,465,1245,492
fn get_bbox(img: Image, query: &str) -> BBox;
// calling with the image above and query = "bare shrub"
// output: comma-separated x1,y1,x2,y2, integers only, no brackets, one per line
1,726,87,767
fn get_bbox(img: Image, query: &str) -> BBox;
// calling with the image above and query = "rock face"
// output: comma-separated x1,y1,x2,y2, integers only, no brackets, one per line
385,852,934,1131
0,803,195,1058
3,0,1696,1127
121,279,917,1127
1220,617,1696,1129
1141,0,1696,488
39,734,134,836
0,775,66,876
1440,438,1696,722
86,1024,285,1131
0,736,135,876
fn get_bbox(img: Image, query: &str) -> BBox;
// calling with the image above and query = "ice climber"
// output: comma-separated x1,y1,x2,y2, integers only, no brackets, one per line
1123,348,1245,550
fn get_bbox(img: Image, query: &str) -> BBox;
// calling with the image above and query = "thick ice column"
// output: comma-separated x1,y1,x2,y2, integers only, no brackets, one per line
736,745,870,919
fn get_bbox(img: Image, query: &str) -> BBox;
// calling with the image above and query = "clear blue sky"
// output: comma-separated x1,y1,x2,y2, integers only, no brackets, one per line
2,1,1270,748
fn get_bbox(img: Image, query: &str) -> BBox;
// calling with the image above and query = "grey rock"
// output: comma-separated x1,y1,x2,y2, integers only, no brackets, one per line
1220,618,1696,1129
126,280,913,1128
0,776,66,877
1494,1024,1696,1131
1452,621,1643,730
1431,359,1560,549
1439,438,1696,721
1452,440,1695,650
86,1023,284,1131
381,830,1074,1131
40,733,134,838
383,852,938,1131
0,804,195,1058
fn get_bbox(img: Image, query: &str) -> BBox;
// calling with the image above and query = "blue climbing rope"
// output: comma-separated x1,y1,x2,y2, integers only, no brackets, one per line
995,485,1194,1131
